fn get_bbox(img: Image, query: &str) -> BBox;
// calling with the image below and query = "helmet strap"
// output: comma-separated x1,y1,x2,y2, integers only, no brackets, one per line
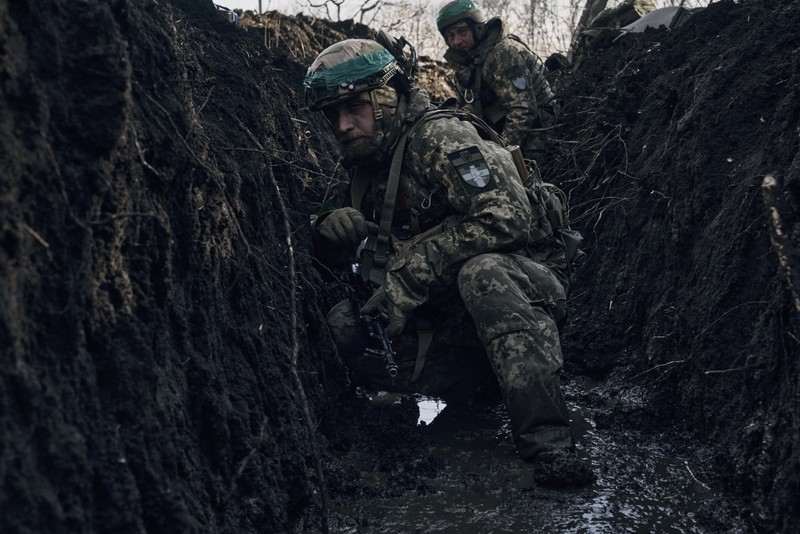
370,91,409,163
369,91,386,144
469,20,485,44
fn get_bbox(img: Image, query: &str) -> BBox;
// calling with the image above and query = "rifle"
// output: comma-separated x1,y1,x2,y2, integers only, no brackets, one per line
347,263,399,379
361,312,399,378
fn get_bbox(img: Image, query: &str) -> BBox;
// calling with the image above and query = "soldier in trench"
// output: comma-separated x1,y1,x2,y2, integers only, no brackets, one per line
304,37,594,486
435,0,559,167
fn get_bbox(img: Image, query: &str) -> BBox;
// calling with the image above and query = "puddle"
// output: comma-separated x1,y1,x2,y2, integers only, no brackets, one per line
332,394,747,533
366,392,446,424
416,396,446,425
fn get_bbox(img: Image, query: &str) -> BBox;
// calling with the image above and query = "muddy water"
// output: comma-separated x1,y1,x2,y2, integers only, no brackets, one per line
330,391,748,533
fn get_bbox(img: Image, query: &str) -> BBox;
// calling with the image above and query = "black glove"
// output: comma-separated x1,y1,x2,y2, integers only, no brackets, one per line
317,207,370,250
361,286,409,338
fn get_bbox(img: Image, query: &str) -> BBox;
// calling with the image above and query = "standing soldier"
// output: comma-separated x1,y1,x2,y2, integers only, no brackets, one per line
304,37,593,486
436,0,558,165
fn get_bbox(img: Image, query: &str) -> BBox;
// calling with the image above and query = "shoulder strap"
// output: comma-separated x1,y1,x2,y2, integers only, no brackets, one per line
471,55,484,118
421,106,505,145
506,33,530,50
360,109,451,285
360,129,411,286
350,170,370,210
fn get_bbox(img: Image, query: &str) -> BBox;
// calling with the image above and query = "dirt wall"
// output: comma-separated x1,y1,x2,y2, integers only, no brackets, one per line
1,0,342,531
548,1,800,530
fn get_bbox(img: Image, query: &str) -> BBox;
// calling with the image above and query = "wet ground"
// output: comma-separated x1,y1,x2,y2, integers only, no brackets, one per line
328,380,754,533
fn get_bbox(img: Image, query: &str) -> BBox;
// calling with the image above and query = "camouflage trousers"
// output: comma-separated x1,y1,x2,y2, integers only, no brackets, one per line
326,252,574,459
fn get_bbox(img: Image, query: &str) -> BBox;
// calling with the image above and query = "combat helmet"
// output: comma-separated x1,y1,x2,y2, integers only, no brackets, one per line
303,39,409,111
304,39,412,161
436,0,487,37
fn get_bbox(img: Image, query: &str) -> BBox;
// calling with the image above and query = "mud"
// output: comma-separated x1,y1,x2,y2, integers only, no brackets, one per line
325,382,753,533
1,1,798,533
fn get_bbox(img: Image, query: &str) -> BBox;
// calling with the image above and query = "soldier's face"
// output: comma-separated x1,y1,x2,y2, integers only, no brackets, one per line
445,23,474,52
323,97,395,162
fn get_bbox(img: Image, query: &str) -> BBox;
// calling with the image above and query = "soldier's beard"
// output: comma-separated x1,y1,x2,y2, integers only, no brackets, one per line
337,131,385,167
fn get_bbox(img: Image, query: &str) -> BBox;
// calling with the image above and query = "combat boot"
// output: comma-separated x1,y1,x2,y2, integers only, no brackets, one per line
532,448,595,487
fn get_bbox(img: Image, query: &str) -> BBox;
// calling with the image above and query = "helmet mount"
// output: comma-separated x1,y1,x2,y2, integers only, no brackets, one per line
376,30,418,88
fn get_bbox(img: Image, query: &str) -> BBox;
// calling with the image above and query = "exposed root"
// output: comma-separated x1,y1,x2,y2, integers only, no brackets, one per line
762,174,800,313
229,113,330,534
627,359,685,383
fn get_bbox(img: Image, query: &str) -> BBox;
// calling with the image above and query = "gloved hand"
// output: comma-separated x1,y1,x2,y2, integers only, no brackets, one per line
361,286,409,338
317,207,373,250
361,254,431,337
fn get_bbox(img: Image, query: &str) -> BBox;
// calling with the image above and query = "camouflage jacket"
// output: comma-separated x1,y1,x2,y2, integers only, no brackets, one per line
314,89,567,306
443,18,558,161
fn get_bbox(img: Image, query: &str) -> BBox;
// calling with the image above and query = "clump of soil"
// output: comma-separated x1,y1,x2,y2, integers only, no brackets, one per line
1,0,798,532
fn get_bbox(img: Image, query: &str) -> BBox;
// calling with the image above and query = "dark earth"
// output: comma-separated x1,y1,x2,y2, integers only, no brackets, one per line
1,0,798,532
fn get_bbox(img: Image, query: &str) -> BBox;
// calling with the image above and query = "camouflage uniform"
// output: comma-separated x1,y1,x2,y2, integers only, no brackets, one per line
315,88,574,458
443,18,558,162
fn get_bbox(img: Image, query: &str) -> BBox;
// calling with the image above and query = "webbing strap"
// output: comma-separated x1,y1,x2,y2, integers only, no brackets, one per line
411,323,434,382
471,56,484,118
361,130,410,286
376,131,408,261
350,172,370,210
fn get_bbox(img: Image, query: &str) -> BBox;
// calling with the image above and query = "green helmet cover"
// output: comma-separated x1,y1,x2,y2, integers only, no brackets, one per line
436,0,486,32
304,39,399,111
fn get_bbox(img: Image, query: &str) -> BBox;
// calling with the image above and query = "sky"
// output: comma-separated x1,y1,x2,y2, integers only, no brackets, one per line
214,0,301,14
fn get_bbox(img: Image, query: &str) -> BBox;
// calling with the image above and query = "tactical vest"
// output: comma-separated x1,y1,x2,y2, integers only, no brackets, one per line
456,34,556,131
356,106,584,288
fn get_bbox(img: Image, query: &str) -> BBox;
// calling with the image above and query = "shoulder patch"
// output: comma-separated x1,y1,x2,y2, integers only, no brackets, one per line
447,147,495,195
506,65,527,91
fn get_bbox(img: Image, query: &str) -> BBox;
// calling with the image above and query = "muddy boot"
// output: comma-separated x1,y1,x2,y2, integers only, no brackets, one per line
486,328,575,458
532,448,595,487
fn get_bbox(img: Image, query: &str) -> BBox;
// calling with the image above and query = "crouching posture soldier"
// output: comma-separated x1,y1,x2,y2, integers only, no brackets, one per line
436,0,558,164
304,38,593,486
